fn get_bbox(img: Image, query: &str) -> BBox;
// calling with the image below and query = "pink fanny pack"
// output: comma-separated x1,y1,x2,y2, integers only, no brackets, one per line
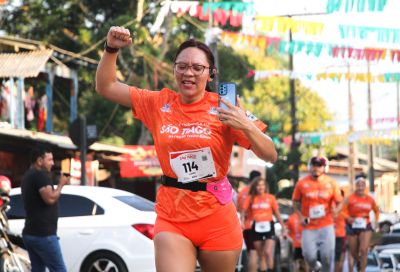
161,175,233,205
206,177,233,205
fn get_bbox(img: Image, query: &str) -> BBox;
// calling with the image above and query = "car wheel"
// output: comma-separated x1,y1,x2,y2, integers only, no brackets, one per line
80,251,128,272
379,222,391,233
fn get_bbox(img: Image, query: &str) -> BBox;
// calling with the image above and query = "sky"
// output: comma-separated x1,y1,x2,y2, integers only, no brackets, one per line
254,0,400,134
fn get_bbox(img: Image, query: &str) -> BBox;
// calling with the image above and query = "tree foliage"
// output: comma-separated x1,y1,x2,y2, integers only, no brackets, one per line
2,0,334,156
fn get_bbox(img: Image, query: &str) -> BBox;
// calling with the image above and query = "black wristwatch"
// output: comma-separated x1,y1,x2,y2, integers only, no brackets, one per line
104,41,119,54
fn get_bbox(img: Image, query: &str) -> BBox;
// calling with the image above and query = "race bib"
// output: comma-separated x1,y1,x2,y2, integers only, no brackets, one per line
352,217,367,229
309,205,325,219
255,221,271,233
169,147,216,183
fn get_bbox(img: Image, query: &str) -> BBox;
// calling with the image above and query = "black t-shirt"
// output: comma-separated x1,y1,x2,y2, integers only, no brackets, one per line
21,168,58,236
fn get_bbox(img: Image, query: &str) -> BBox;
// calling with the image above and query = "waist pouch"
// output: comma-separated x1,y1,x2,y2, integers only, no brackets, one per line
161,176,233,205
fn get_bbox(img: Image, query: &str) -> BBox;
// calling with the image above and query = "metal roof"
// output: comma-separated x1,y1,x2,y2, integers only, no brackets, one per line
0,123,141,154
0,49,53,78
0,124,76,149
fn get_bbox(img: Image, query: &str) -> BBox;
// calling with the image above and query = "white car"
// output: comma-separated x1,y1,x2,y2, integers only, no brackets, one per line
392,222,400,233
377,248,400,271
7,185,157,272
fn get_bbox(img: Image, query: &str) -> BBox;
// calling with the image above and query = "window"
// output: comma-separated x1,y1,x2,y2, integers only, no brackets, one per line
115,195,155,212
59,194,104,217
7,195,26,219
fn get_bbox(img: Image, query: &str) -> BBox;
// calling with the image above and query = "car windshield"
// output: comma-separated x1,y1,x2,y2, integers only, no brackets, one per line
380,257,393,268
367,252,378,266
115,195,155,212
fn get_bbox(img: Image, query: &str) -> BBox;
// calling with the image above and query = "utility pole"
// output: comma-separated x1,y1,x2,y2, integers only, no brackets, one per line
397,80,400,194
367,60,375,192
288,27,299,182
283,12,326,183
205,0,219,90
348,63,355,191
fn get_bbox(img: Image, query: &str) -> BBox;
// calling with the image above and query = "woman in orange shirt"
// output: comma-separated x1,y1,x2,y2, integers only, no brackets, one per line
241,177,286,272
96,26,278,272
342,175,379,272
286,211,309,272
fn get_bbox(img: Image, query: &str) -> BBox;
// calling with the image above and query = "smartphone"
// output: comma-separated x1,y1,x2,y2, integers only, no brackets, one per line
218,82,237,110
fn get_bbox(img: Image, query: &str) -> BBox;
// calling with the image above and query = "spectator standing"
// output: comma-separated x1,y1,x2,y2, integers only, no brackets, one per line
292,156,343,272
21,146,69,272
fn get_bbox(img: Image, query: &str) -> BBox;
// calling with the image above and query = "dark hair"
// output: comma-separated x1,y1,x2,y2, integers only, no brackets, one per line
173,39,216,91
30,145,52,163
355,173,367,180
249,170,261,181
248,176,269,197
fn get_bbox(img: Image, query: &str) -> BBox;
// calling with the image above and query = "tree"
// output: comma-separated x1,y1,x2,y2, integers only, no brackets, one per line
2,0,333,153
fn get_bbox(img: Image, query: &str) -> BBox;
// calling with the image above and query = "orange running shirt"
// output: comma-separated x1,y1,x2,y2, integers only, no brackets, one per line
343,193,379,224
335,212,346,237
130,87,267,222
237,186,253,230
292,175,342,230
242,193,278,222
286,213,302,248
237,186,250,213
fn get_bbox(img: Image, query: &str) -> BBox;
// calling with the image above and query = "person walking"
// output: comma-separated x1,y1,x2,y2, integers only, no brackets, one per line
96,26,277,272
237,170,261,272
241,176,286,272
21,146,69,272
292,156,343,272
342,175,379,272
286,211,309,272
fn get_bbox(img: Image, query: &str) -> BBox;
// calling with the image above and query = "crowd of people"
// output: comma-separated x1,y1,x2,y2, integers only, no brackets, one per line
237,157,379,272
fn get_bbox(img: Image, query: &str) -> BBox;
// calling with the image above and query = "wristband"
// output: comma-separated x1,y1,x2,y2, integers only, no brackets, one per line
104,41,119,54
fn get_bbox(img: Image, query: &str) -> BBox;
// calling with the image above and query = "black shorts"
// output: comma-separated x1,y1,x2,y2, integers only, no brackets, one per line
294,247,304,260
335,237,345,261
346,223,373,236
252,221,275,241
243,229,255,250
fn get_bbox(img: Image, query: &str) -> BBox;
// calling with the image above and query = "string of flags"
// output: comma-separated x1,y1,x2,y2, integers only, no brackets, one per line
326,0,388,13
292,128,400,146
246,69,400,83
220,31,400,62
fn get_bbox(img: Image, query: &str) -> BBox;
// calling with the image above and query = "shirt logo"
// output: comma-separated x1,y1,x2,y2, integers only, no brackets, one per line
160,123,212,139
209,107,218,115
161,104,171,113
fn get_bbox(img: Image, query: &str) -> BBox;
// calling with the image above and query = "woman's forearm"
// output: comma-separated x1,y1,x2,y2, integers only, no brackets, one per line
244,122,277,163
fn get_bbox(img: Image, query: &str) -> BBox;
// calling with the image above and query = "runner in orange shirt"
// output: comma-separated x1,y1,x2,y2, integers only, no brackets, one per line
342,174,379,272
96,26,278,272
334,189,347,272
286,211,309,272
292,156,343,272
241,176,286,272
237,170,261,272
